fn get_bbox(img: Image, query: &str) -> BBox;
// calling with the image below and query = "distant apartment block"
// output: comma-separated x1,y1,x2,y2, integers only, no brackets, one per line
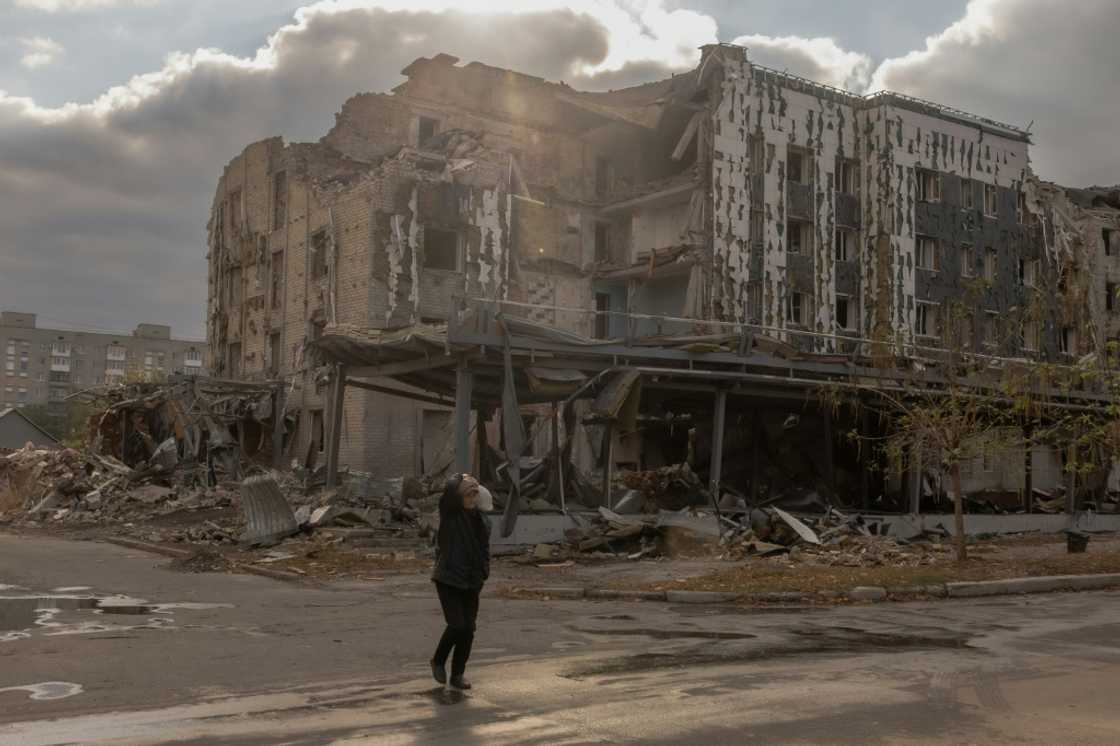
0,311,208,409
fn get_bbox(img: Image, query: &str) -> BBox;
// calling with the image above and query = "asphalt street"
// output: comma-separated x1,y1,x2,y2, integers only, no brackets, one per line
2,533,1119,745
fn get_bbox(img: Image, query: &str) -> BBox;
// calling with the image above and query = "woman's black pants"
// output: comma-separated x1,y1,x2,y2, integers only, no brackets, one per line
432,581,481,677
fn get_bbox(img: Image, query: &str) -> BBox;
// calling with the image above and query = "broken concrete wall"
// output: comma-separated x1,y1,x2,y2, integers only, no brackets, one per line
710,56,860,348
865,102,1032,352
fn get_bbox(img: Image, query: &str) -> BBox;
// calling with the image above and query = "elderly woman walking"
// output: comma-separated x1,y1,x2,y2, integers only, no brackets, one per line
429,474,490,690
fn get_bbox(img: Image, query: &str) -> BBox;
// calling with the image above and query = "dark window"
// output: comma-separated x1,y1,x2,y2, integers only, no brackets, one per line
788,221,807,254
271,251,283,309
310,230,328,279
272,171,287,230
423,228,459,271
594,223,612,263
310,321,325,342
270,332,281,374
961,179,975,210
835,229,851,262
916,169,941,202
1108,282,1116,312
417,116,438,147
836,297,850,331
1104,228,1114,257
595,157,612,197
836,158,859,195
228,342,241,378
787,150,806,184
310,409,325,453
594,293,611,339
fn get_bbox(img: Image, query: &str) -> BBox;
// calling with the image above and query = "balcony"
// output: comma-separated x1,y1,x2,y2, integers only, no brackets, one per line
835,193,860,229
787,182,813,220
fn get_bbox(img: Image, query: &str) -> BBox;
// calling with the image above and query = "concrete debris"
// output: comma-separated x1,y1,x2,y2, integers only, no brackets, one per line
720,507,950,567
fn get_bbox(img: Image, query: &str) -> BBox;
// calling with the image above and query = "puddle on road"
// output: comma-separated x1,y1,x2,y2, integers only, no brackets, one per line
563,625,975,679
0,591,232,643
569,626,757,641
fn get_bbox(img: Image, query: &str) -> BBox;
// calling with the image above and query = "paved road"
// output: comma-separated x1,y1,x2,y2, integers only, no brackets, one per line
2,533,1119,745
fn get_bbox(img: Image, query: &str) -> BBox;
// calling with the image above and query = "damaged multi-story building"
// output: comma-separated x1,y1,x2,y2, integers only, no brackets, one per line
207,44,1120,515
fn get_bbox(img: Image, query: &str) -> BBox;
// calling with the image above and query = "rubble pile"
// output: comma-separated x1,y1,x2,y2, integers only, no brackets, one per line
719,506,950,567
620,463,708,511
0,442,241,539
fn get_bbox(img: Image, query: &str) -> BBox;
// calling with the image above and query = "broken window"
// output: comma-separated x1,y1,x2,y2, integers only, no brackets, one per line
835,228,853,262
916,169,941,203
1060,327,1076,356
916,235,939,271
961,245,976,277
1104,228,1115,257
270,331,281,374
272,171,287,231
915,303,939,339
227,342,241,377
229,189,242,233
1108,282,1117,312
310,229,328,279
271,251,283,309
594,293,611,340
984,184,999,217
836,158,859,195
983,248,997,282
1016,191,1027,224
594,223,612,263
423,227,460,271
417,116,439,148
961,179,975,210
229,267,243,306
836,296,855,331
595,157,612,197
787,221,810,254
787,149,811,185
786,291,807,326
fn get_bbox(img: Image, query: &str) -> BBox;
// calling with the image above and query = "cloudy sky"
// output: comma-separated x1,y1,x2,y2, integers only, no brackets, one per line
1,0,1117,338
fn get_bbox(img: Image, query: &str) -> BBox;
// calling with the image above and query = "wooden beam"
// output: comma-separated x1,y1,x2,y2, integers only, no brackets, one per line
325,363,346,488
347,355,460,379
344,378,455,408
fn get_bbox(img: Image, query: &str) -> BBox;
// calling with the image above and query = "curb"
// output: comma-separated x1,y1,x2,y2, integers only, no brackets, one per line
947,573,1120,598
103,536,308,584
103,537,193,559
503,572,1120,606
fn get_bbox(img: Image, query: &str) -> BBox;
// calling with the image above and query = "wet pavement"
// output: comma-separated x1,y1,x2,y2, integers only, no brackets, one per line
2,532,1120,744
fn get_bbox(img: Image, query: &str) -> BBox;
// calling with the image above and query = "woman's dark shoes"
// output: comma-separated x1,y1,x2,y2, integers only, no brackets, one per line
449,675,471,690
430,659,447,685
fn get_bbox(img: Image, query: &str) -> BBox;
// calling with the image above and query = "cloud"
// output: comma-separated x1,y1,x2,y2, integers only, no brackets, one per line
731,34,872,92
870,0,1120,186
0,1,715,337
18,36,65,69
14,0,158,11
